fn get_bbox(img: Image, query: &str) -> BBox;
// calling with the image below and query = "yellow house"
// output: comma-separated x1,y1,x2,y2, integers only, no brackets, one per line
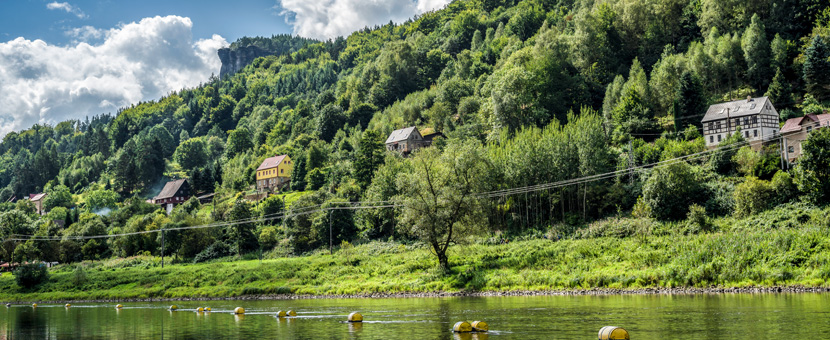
256,155,293,191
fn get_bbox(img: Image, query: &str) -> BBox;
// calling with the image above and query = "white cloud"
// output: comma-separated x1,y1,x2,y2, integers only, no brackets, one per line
0,16,228,137
277,0,452,40
46,2,87,19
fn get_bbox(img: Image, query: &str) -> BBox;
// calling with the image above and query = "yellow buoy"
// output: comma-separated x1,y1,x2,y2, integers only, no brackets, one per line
169,305,178,311
116,304,123,309
287,310,297,317
598,326,630,340
453,321,472,333
276,310,287,318
234,307,245,314
347,312,363,322
196,307,204,312
32,303,37,308
471,321,488,332
65,304,71,308
205,307,211,312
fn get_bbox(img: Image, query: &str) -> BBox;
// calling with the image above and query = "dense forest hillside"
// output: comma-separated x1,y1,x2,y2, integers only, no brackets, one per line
2,0,830,273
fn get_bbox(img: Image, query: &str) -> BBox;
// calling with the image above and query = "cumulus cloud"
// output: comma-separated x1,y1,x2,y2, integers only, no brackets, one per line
0,16,228,137
277,0,452,39
46,2,87,19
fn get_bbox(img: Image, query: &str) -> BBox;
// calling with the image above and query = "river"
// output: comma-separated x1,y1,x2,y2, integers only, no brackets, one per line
2,293,828,339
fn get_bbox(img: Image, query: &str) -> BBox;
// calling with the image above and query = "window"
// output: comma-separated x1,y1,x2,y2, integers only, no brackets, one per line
281,169,284,174
716,122,721,130
745,131,749,138
752,116,757,124
807,126,813,132
743,117,748,126
788,146,794,153
718,135,722,142
708,122,713,131
710,136,714,143
753,130,758,137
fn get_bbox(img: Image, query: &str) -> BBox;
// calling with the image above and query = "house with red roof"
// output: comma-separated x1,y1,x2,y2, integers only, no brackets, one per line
256,155,293,192
153,179,192,214
781,113,830,162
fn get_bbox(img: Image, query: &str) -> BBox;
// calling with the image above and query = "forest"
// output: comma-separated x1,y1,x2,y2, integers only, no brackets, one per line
2,0,830,277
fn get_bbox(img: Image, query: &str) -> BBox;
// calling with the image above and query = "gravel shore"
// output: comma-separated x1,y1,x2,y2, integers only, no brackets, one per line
6,286,830,304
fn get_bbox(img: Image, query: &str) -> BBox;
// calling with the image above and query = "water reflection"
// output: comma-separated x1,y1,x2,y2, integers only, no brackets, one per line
3,294,830,339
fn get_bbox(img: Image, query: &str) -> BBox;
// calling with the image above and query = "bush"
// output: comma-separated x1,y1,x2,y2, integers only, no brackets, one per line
685,204,712,234
734,177,773,217
642,162,702,221
71,266,88,286
193,241,230,263
15,263,49,288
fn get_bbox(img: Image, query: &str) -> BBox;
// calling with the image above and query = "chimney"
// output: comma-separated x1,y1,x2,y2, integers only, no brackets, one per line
747,95,753,102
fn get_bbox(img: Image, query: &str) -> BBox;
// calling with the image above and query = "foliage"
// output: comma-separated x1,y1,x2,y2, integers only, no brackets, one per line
642,162,702,221
397,140,491,270
14,263,49,289
795,128,830,203
733,177,773,217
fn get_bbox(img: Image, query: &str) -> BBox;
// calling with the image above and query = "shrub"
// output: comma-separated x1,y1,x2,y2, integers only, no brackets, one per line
642,162,702,220
734,177,773,217
685,204,712,234
193,241,230,263
71,266,88,286
15,263,49,288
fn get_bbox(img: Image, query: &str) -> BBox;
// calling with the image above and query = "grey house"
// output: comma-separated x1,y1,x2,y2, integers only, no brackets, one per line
385,126,426,154
702,96,780,148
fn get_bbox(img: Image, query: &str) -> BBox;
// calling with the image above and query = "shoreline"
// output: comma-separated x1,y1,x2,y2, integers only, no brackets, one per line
5,286,830,304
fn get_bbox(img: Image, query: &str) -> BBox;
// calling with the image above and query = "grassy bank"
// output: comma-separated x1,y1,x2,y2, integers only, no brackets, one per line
3,204,830,302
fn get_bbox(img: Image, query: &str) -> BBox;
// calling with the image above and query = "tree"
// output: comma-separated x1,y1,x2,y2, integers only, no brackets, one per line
43,185,73,211
225,199,258,255
674,71,706,131
803,35,830,99
14,263,48,288
765,68,791,104
354,130,385,189
316,104,347,142
174,138,208,171
795,128,830,203
225,128,254,159
0,210,33,266
741,14,770,90
733,177,773,217
396,140,491,271
642,162,702,221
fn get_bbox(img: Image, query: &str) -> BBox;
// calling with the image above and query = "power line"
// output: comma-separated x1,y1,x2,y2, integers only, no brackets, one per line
4,134,785,242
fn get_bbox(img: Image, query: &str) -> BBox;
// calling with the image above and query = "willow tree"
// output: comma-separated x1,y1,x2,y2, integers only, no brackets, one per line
396,140,491,271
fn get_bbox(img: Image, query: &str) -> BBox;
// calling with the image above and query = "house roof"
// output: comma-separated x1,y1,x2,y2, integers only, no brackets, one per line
29,193,47,201
701,96,775,123
257,155,288,171
385,126,419,144
781,114,830,134
154,179,188,200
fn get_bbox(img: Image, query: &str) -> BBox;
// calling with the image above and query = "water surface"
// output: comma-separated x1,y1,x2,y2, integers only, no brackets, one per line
2,293,828,339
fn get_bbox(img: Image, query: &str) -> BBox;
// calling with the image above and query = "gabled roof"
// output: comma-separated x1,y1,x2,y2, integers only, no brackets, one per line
29,193,47,201
385,126,420,144
257,155,288,171
781,114,830,134
701,97,775,123
155,179,188,200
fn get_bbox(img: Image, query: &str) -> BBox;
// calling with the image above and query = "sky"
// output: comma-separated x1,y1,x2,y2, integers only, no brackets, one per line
0,0,452,137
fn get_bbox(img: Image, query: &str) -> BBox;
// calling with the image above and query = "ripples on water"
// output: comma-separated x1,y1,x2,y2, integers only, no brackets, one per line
2,293,829,339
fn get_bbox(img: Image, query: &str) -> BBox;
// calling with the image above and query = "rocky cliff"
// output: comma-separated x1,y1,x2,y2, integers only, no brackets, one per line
218,45,271,78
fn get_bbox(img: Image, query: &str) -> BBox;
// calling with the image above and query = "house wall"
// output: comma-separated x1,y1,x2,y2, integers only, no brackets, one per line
704,113,780,148
256,156,293,191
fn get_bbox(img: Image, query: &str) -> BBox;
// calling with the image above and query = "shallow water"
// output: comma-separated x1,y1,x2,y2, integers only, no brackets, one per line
2,293,830,339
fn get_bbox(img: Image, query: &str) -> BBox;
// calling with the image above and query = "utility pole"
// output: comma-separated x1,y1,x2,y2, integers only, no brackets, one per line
329,208,333,255
160,229,165,269
726,107,731,136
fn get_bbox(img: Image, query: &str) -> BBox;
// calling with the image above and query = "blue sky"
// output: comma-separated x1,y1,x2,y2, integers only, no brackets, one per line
0,0,293,45
0,0,451,136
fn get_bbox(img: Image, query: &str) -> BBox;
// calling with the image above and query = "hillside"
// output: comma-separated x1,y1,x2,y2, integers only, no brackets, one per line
1,0,830,283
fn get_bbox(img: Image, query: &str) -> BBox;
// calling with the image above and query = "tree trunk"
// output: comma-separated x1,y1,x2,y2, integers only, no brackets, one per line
437,250,449,273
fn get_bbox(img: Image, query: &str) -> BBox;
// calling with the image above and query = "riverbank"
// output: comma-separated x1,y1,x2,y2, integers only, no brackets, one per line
2,212,830,303
6,286,830,304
